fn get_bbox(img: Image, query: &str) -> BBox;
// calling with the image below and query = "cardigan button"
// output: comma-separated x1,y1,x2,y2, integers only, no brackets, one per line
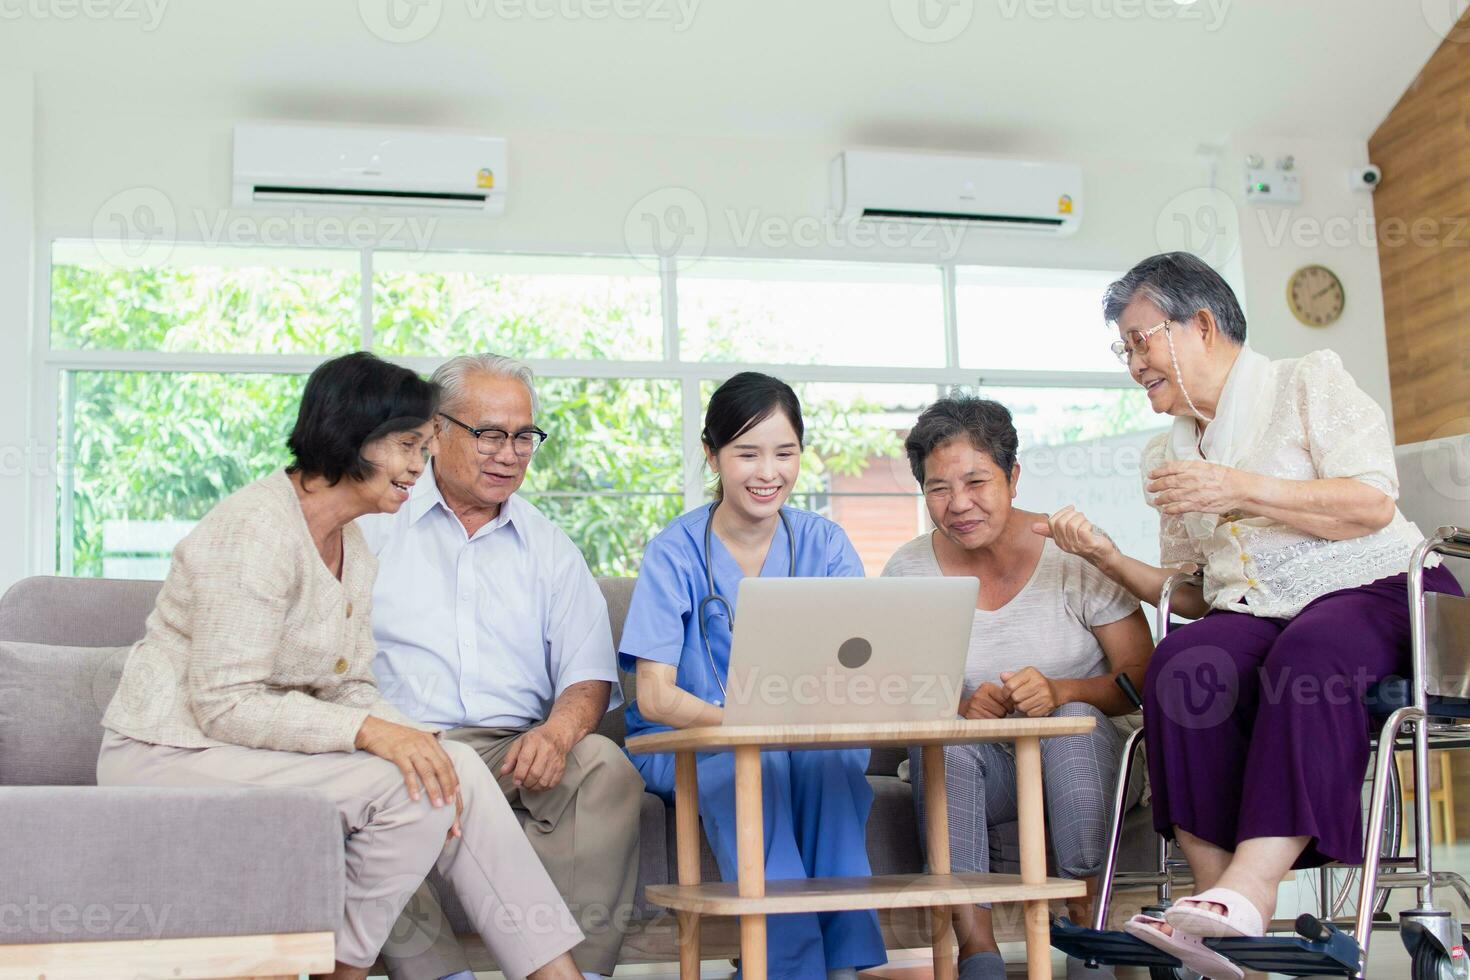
334,657,349,674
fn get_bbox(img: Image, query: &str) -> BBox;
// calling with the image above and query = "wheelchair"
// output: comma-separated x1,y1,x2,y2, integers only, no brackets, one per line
1051,525,1470,978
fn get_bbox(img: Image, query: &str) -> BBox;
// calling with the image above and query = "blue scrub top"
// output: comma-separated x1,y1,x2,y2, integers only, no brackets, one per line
619,503,865,742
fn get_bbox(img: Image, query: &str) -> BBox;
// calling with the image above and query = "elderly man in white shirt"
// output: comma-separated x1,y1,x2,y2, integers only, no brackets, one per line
359,353,643,980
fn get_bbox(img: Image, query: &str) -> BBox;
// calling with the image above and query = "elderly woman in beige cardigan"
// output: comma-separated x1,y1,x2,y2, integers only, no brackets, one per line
97,353,584,980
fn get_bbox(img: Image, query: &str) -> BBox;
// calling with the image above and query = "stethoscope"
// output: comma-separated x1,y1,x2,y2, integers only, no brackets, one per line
698,500,796,699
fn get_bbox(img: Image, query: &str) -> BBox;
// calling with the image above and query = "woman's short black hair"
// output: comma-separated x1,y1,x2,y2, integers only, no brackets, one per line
703,372,804,498
287,352,439,485
904,396,1019,485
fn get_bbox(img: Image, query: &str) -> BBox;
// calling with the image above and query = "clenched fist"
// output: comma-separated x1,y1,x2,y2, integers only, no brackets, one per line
1032,505,1118,567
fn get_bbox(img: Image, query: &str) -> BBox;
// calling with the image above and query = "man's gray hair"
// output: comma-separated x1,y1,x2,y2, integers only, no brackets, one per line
1102,251,1248,345
431,354,541,417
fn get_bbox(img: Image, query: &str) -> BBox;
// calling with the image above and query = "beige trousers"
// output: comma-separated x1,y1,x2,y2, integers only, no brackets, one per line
96,730,582,978
382,729,643,980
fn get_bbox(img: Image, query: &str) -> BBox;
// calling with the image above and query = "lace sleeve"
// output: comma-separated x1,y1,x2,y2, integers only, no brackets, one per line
1141,431,1203,569
1295,349,1399,498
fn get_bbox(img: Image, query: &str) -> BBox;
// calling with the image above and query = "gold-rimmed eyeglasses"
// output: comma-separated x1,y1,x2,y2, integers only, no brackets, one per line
1109,319,1174,366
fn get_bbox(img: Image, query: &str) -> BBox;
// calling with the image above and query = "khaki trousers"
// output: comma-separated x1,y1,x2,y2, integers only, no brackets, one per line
96,730,582,978
382,728,643,979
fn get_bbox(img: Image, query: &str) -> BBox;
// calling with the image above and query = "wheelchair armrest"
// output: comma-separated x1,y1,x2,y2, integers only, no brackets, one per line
1433,525,1470,549
1157,570,1204,639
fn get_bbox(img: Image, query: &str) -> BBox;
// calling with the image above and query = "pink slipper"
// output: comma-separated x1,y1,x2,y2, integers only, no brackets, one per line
1123,912,1244,980
1164,887,1266,939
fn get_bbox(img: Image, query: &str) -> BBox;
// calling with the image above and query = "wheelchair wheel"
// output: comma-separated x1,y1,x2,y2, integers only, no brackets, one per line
1409,932,1464,980
1326,748,1403,919
1148,967,1200,980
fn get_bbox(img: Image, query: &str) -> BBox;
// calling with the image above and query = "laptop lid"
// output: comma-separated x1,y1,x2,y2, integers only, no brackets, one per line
722,577,978,727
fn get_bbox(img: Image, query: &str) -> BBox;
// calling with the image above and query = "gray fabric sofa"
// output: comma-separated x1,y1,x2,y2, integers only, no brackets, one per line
0,574,1154,971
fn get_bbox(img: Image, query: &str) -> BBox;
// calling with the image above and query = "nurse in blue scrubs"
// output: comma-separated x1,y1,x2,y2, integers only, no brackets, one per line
619,372,886,980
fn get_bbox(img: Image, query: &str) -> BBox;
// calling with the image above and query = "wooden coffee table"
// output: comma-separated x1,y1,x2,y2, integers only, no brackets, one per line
625,717,1093,980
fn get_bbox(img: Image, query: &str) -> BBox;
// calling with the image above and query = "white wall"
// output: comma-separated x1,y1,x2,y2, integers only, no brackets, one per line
6,90,1394,588
1227,135,1393,412
1,71,36,591
34,107,1216,270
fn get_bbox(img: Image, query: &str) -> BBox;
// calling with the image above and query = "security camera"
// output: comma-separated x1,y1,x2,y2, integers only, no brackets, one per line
1352,165,1382,192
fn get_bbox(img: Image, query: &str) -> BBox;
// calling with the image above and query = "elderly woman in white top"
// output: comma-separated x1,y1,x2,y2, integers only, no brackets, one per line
1036,252,1462,980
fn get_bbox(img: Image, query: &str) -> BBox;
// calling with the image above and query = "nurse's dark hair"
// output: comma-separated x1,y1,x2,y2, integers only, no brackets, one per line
702,372,804,501
287,351,439,486
904,396,1018,485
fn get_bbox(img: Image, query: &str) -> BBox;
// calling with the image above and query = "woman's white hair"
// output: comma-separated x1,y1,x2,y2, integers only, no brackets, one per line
431,354,541,417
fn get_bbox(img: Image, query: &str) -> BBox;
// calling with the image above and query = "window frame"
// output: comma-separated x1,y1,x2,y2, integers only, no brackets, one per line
35,244,1136,577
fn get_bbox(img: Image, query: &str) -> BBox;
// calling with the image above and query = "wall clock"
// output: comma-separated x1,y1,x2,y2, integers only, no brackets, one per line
1287,264,1345,327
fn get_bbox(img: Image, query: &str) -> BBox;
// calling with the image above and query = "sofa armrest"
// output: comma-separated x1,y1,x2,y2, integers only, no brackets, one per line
1,785,343,944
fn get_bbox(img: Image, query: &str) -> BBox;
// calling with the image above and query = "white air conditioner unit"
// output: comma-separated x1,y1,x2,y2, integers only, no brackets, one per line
232,122,507,215
830,150,1081,236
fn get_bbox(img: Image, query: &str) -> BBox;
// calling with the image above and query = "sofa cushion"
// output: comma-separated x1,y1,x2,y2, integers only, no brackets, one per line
0,576,162,648
866,775,924,875
0,641,128,786
1,785,343,943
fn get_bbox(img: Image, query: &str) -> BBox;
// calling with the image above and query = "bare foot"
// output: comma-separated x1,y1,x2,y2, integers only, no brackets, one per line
1132,915,1177,938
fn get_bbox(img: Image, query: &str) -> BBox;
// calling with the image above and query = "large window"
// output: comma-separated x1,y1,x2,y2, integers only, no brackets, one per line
46,245,1159,579
678,260,946,367
956,265,1121,373
52,243,361,354
372,252,663,360
61,370,305,578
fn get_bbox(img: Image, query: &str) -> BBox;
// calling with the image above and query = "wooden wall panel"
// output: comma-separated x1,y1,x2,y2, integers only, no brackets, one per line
1370,10,1470,445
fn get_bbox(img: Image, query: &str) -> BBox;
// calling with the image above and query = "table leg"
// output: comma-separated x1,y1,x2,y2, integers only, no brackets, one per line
1015,736,1050,980
674,751,701,980
922,744,957,980
734,745,767,980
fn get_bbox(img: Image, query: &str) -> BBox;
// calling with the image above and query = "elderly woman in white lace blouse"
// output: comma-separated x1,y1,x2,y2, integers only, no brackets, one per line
1035,251,1463,980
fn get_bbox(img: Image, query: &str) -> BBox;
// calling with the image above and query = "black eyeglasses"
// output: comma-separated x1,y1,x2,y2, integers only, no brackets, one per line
438,413,549,458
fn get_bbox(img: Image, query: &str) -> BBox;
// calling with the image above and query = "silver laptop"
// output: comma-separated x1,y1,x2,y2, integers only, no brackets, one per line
722,577,979,726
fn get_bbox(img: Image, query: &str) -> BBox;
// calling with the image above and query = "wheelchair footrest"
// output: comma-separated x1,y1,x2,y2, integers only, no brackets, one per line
1049,917,1184,968
1207,934,1360,977
1050,915,1363,976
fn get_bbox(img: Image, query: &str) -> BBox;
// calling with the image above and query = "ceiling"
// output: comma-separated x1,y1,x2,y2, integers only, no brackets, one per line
0,0,1453,147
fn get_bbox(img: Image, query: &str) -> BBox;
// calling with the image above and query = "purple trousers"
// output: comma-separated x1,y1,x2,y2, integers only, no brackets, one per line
1144,567,1462,868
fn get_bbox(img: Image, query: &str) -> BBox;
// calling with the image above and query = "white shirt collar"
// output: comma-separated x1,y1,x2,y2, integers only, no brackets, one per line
409,460,521,540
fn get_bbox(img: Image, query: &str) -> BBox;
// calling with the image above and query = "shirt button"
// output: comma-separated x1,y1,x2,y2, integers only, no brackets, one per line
334,657,348,674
